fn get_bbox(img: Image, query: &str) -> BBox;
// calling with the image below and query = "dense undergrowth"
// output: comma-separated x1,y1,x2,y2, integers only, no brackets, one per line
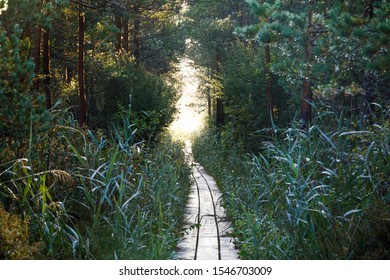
0,119,191,259
0,22,191,259
193,112,390,259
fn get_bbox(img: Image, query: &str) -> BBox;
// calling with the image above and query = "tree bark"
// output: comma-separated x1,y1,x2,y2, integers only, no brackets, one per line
133,7,140,62
123,19,129,53
215,52,224,130
66,67,73,83
216,98,225,129
301,79,312,127
78,4,86,126
22,26,33,57
32,27,42,91
301,9,313,128
31,0,44,91
265,44,273,124
115,14,122,52
42,27,51,109
207,65,212,117
362,0,377,124
364,0,377,18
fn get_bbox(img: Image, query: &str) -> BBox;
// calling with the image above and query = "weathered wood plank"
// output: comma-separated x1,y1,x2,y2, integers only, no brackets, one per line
175,143,239,260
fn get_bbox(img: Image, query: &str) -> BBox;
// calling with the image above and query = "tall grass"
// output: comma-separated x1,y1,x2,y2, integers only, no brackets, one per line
0,118,191,259
193,113,389,259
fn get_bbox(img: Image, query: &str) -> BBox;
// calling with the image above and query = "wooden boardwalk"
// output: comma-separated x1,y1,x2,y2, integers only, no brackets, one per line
175,142,239,260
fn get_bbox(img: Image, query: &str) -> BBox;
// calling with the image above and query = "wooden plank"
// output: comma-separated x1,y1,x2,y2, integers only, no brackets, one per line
175,143,239,260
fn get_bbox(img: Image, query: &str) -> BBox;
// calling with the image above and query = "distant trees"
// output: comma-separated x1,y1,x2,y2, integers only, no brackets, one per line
76,1,86,125
2,0,388,150
0,0,185,128
185,0,389,150
0,0,189,168
242,1,324,128
187,0,290,147
108,0,185,68
190,1,390,261
244,0,389,129
186,0,252,135
0,0,188,261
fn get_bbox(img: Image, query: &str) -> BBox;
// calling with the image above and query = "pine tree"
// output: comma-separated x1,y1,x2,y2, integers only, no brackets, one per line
186,0,238,131
0,23,49,159
326,1,390,121
240,0,277,125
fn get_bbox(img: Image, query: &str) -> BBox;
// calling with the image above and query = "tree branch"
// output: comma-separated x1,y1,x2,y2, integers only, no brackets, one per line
69,0,100,9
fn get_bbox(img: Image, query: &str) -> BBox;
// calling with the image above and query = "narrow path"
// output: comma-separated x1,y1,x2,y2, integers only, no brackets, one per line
169,56,238,260
175,141,239,260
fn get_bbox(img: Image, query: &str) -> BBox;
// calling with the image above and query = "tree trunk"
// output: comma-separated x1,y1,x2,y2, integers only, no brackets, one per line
115,14,122,53
66,67,73,83
133,7,140,62
207,64,212,117
238,1,244,26
364,0,376,18
362,0,377,124
123,19,129,53
265,44,273,124
215,52,224,130
216,98,225,129
78,4,86,126
42,27,51,109
363,71,375,124
301,79,312,126
22,26,32,56
32,27,42,91
32,0,44,91
301,9,313,128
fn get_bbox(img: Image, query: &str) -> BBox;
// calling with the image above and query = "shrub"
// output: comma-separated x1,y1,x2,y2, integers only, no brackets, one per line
0,204,44,259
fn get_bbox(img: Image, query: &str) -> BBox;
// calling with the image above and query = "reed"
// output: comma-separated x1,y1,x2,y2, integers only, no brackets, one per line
193,112,389,259
0,118,191,259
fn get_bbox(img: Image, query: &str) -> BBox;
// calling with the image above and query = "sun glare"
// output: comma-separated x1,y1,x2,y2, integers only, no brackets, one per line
0,0,7,14
169,58,206,141
0,1,8,15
